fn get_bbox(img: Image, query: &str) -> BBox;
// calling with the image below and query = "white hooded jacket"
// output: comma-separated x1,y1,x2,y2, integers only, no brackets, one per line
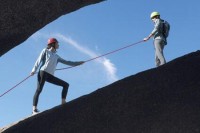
31,49,82,75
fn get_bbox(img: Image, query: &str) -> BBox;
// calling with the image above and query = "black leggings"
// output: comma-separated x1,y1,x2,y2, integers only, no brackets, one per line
33,71,69,106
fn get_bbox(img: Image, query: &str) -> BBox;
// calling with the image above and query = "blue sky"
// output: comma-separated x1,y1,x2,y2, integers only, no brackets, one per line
1,0,200,127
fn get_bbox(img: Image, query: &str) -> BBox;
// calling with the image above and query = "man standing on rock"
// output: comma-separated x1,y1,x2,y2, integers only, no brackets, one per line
143,11,169,67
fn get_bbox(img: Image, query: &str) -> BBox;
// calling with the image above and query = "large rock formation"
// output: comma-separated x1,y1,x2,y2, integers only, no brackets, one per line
2,51,200,133
0,0,104,56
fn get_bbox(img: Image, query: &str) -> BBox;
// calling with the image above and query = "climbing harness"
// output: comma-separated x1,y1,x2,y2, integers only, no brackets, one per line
0,40,144,98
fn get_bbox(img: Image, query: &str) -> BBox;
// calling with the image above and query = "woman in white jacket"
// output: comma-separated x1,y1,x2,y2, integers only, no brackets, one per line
30,38,84,114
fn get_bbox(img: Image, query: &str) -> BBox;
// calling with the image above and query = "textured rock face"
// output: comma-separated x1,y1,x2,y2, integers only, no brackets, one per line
2,51,200,133
0,0,104,56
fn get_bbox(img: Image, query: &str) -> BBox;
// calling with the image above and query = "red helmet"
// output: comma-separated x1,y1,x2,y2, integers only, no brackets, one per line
47,38,58,45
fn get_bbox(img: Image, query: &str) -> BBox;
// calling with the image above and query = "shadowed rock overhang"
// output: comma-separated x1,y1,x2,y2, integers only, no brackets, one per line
0,0,105,56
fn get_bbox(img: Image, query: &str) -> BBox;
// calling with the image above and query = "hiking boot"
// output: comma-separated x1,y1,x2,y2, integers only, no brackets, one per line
32,109,40,115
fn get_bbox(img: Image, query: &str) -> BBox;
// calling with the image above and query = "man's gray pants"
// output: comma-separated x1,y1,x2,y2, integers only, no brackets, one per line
154,39,166,67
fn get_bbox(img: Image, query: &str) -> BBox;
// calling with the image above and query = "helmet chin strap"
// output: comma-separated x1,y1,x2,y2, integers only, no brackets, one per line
52,47,56,52
47,42,57,51
49,44,57,52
